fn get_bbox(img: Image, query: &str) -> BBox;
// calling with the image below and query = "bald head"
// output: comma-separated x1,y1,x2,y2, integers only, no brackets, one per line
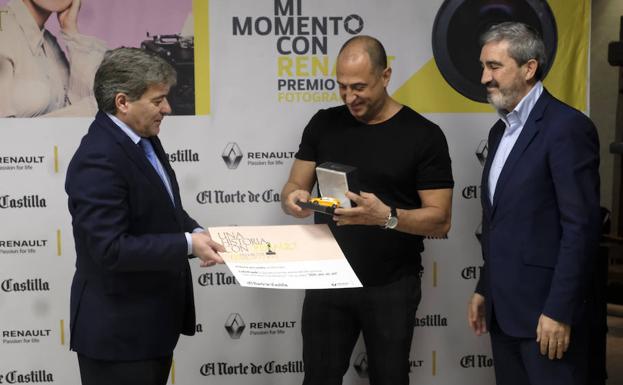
335,35,397,124
338,35,388,74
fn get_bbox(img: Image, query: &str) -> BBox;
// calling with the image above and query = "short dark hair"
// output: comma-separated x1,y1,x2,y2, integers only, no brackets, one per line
480,22,547,80
339,35,388,73
94,47,176,114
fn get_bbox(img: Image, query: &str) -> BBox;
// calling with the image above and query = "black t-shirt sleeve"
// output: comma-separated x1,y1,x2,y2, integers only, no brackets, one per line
295,110,324,162
414,124,454,190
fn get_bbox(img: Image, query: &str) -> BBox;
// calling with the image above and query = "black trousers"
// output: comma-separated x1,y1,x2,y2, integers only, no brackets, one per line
489,316,589,385
77,354,172,385
301,274,421,385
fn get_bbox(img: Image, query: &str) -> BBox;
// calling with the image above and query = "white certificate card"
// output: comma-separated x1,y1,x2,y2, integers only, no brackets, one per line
208,224,362,289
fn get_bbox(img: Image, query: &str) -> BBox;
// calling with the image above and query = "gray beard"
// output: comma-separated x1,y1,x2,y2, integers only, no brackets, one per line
487,88,521,112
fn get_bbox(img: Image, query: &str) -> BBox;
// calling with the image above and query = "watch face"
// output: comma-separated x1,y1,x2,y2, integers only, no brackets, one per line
387,216,398,229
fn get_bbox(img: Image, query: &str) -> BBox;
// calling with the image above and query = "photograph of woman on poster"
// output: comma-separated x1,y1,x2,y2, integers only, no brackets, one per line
0,0,107,117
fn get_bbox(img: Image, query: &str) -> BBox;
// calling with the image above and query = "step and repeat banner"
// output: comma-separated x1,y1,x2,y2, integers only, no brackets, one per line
0,0,589,384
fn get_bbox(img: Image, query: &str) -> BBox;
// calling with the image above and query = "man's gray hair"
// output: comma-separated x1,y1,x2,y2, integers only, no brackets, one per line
480,22,547,80
94,47,177,114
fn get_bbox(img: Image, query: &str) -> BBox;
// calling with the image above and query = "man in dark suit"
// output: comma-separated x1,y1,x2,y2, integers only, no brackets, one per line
467,22,600,385
65,47,225,385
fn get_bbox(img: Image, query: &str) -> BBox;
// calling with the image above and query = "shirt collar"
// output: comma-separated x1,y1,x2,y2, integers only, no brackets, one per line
498,81,544,130
106,113,142,144
8,0,45,54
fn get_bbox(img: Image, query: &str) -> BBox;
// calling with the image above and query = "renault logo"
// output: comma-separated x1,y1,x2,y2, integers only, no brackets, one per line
476,139,488,166
224,313,246,339
222,142,243,169
353,352,369,378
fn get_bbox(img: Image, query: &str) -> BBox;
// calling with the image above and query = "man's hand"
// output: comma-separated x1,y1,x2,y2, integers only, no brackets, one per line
333,191,389,226
58,0,80,34
283,189,314,218
467,293,487,336
191,232,225,267
536,314,571,360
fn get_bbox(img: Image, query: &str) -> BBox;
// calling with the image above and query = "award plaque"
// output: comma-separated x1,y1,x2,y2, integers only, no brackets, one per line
297,162,359,215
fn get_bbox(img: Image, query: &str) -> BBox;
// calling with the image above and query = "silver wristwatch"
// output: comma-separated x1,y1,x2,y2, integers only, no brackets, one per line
383,206,398,229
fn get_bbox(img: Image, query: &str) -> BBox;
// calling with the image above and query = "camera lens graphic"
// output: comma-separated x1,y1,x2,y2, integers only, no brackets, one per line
431,0,558,102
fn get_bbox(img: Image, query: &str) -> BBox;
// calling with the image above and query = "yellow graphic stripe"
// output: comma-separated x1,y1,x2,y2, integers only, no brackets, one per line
432,350,437,376
53,146,59,173
194,0,210,115
433,261,438,288
56,229,61,256
0,11,8,32
393,58,493,113
393,0,589,112
170,359,175,384
543,0,589,111
60,320,65,345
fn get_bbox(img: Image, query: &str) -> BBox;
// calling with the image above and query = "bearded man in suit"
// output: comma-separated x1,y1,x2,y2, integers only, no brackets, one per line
467,22,600,385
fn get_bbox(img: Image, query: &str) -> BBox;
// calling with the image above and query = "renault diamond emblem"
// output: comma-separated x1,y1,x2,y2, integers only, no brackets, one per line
353,352,369,378
224,313,246,339
222,142,243,169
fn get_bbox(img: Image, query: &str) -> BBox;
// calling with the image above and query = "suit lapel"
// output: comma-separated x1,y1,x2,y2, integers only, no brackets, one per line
482,120,504,213
150,137,185,227
151,136,183,208
96,112,178,212
490,91,552,216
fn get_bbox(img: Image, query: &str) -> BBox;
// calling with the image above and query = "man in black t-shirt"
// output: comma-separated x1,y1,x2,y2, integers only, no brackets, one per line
281,35,454,385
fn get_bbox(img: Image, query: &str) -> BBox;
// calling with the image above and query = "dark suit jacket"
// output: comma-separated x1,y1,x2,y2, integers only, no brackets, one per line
476,89,600,338
66,111,200,361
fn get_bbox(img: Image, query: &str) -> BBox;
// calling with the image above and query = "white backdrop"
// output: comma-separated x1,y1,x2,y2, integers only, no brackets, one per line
0,0,589,384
